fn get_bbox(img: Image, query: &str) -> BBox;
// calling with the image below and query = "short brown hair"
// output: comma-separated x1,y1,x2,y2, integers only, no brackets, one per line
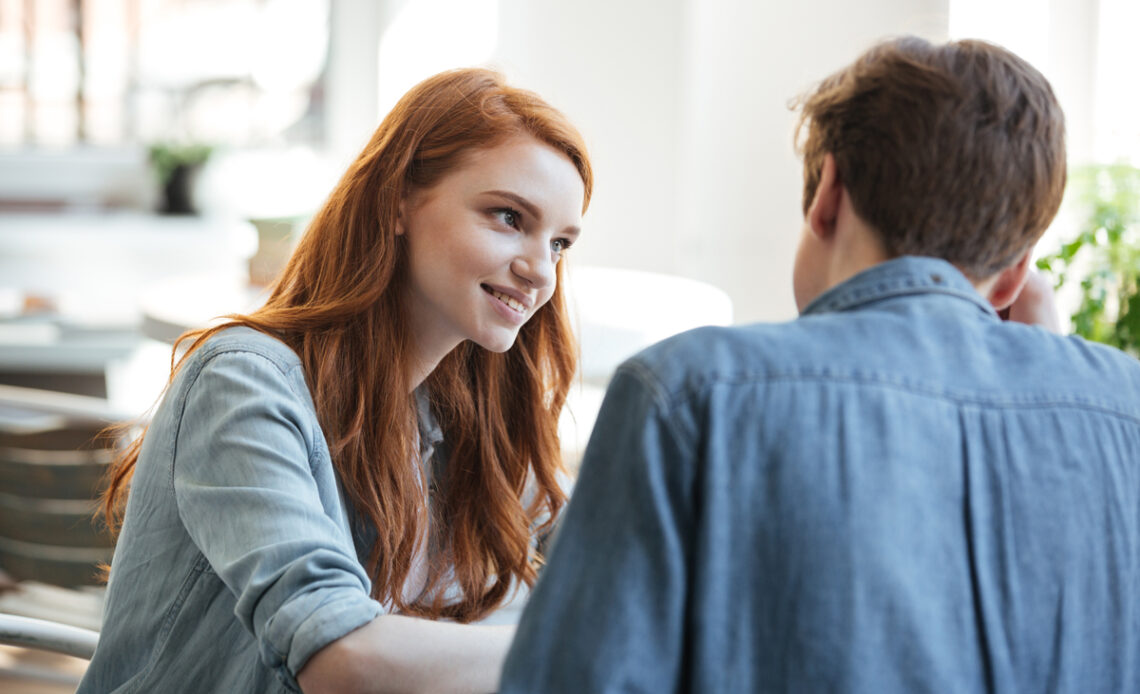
794,36,1066,279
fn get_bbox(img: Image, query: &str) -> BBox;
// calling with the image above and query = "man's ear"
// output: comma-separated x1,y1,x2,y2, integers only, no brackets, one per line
986,249,1032,310
807,153,843,241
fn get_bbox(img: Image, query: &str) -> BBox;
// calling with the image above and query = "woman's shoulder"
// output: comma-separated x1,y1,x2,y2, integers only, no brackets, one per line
166,326,311,411
189,325,302,374
159,326,318,434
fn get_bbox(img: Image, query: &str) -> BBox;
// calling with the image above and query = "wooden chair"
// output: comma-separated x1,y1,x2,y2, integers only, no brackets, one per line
0,385,131,588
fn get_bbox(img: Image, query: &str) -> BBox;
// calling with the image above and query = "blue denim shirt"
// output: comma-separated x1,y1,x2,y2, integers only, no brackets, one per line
79,327,442,693
501,257,1140,694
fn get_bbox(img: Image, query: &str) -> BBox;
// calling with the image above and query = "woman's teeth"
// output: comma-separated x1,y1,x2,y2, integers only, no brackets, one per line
490,289,524,312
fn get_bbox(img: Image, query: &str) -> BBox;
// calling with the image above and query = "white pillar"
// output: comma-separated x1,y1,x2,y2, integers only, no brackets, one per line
324,0,388,166
676,0,951,324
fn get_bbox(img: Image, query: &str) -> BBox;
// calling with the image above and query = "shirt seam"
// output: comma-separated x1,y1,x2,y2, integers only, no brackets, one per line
649,369,1140,426
617,358,674,410
167,343,317,494
806,280,993,316
115,554,211,694
800,257,993,317
165,343,333,684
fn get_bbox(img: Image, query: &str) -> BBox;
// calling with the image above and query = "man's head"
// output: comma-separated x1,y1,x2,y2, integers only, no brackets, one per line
793,37,1066,291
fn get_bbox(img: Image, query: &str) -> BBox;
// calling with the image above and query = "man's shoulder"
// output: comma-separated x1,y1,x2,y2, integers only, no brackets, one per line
618,313,1140,417
1049,333,1140,396
616,320,816,400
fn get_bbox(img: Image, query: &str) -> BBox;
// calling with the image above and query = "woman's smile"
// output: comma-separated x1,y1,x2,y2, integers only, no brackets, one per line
400,134,585,362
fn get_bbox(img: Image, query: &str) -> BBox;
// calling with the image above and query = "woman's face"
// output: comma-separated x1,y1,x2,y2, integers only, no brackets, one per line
400,134,585,366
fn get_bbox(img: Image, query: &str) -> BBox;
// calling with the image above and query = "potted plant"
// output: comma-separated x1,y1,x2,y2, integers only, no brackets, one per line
148,142,214,215
1036,163,1140,357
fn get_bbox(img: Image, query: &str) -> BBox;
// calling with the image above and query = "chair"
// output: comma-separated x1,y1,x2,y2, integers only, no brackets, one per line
0,613,98,660
0,384,131,588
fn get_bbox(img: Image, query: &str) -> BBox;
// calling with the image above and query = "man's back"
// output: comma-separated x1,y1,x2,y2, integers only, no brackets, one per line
502,257,1140,693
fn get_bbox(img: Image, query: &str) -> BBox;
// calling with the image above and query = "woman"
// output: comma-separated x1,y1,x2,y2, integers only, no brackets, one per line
80,68,592,694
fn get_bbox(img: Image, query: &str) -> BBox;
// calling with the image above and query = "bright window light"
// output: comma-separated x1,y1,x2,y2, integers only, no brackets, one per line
948,0,1050,71
1093,0,1140,163
376,0,499,117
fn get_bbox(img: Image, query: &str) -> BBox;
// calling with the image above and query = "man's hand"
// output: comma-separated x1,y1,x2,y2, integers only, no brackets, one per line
1002,270,1063,333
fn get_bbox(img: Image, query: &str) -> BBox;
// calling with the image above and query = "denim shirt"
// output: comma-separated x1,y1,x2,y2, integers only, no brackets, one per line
501,257,1140,694
79,326,443,693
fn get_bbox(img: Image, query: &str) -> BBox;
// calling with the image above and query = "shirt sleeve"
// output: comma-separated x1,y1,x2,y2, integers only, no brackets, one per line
171,349,383,685
500,359,697,693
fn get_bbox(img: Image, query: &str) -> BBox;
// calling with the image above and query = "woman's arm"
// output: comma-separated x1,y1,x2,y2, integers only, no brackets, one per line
297,614,514,694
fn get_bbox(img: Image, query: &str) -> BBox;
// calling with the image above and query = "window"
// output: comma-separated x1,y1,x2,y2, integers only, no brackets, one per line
0,0,329,149
949,0,1140,165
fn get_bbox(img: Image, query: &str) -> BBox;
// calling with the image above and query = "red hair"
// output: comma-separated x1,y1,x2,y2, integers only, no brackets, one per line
102,68,592,622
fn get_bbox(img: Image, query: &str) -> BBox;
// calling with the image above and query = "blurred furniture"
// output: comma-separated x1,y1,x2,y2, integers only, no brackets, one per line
0,614,98,660
565,265,734,382
559,266,733,466
0,385,132,588
0,212,256,318
0,212,257,400
140,275,267,345
0,611,98,691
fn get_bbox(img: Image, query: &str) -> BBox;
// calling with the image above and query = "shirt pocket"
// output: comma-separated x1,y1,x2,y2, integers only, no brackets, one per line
116,555,274,693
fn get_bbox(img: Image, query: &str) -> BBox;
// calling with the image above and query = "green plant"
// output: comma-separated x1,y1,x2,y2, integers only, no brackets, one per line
1036,163,1140,357
147,142,213,186
147,142,214,215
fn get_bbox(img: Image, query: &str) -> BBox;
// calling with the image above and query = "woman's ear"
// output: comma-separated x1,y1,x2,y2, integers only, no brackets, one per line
807,153,842,241
395,199,407,236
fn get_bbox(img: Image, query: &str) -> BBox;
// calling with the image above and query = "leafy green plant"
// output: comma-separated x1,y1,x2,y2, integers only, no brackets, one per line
147,142,214,215
1036,163,1140,357
147,142,213,186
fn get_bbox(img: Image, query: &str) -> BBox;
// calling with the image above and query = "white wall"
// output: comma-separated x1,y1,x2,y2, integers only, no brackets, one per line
487,0,950,324
494,0,688,279
675,0,949,322
12,1,1100,327
298,0,1121,324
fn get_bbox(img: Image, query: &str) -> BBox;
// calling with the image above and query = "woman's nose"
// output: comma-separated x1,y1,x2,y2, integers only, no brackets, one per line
511,241,556,290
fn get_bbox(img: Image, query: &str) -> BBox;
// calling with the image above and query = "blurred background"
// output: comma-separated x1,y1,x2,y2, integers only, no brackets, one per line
1,0,1139,688
1,0,1137,400
3,0,1138,317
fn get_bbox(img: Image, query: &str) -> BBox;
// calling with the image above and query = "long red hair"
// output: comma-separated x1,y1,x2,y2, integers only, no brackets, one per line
101,68,593,622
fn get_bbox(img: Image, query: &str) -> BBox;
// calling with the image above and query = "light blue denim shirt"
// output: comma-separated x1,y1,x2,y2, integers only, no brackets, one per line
502,257,1140,693
79,326,442,693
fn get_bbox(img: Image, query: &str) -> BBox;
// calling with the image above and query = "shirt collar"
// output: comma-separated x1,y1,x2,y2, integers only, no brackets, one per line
414,386,444,456
800,256,999,319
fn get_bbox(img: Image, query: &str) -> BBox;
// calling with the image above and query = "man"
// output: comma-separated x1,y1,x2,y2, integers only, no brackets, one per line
500,37,1140,693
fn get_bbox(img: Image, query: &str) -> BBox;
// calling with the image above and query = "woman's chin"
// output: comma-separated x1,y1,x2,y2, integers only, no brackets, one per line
474,332,519,353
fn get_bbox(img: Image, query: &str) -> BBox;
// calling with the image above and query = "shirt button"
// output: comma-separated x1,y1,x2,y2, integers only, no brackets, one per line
931,274,943,284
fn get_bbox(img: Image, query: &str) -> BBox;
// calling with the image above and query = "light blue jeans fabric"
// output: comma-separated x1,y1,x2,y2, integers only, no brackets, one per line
502,256,1140,693
79,327,442,693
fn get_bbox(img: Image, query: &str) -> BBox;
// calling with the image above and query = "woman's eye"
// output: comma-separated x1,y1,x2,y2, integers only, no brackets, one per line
551,238,572,255
494,208,521,229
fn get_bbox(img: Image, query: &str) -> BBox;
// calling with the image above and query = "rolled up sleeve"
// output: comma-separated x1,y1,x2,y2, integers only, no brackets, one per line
171,349,383,683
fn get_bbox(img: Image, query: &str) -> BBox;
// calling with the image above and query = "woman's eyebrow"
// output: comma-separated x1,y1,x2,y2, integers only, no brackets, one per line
484,190,542,221
483,189,580,237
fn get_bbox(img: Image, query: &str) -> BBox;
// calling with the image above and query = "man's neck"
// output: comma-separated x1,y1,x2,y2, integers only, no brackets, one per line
824,208,890,291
